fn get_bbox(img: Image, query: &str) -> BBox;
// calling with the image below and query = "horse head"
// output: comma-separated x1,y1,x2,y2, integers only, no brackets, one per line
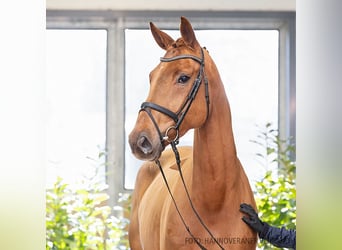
129,17,210,161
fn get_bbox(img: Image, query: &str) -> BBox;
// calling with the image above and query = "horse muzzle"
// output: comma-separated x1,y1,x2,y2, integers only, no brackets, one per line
128,131,163,161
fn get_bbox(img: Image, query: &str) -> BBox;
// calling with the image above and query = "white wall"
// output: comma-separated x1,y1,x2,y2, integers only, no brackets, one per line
47,0,295,11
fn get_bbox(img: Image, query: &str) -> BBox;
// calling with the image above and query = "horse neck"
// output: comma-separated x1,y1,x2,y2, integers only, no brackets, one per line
192,60,240,209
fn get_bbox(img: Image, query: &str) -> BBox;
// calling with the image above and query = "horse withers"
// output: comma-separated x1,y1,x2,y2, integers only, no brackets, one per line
128,17,257,250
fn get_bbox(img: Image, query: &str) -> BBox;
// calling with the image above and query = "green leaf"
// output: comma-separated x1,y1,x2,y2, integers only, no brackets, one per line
252,123,296,250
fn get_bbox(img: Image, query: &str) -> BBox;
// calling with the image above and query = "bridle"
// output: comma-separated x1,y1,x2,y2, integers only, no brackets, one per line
139,47,225,250
140,47,210,146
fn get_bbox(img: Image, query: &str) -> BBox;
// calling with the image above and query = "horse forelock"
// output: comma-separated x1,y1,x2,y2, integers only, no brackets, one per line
166,38,197,53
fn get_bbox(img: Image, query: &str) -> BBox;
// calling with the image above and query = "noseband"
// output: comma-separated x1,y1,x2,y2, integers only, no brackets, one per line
140,47,210,146
138,48,225,249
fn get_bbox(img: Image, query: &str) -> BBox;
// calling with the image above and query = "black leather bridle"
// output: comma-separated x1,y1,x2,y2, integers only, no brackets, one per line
140,47,210,147
139,48,225,250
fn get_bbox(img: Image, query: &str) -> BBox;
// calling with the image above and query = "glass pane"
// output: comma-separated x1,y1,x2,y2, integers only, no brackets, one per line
46,29,107,188
125,29,278,189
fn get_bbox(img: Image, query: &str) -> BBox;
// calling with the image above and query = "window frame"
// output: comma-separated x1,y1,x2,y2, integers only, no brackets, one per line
47,10,295,207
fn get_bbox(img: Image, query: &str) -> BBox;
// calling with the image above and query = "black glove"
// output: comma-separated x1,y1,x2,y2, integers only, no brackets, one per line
239,203,265,234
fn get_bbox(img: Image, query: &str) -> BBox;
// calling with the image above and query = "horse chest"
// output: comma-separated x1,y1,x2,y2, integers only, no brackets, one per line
138,163,195,249
138,167,257,250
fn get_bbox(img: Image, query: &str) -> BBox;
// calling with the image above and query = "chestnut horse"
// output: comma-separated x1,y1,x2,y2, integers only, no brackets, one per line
128,17,257,250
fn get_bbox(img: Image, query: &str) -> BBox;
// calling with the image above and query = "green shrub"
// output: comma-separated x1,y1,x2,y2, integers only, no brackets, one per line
46,152,131,250
46,123,295,250
252,123,296,249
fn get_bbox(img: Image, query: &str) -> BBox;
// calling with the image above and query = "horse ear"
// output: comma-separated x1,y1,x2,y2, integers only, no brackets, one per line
180,16,200,49
150,22,175,50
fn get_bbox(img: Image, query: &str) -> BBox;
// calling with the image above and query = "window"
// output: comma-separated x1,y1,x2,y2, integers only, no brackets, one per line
47,12,295,205
46,29,107,187
125,29,279,189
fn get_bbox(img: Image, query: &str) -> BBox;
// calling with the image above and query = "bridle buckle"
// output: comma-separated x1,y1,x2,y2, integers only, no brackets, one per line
163,126,179,143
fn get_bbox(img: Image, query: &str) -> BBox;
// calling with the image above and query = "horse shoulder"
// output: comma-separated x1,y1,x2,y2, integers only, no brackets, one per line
129,160,160,250
131,146,193,209
129,146,193,249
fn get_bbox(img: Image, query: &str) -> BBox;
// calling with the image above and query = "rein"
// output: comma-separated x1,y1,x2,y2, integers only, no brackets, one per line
139,48,224,250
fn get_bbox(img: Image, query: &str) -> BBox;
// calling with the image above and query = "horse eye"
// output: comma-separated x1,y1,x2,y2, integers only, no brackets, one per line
177,75,190,84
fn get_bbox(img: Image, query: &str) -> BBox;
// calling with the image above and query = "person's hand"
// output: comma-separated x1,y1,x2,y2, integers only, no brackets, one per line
239,203,265,233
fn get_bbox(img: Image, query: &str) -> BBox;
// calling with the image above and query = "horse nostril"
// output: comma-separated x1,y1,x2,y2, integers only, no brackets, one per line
137,135,153,155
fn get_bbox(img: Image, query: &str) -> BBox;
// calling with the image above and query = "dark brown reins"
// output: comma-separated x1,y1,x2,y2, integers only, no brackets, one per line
139,48,225,250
